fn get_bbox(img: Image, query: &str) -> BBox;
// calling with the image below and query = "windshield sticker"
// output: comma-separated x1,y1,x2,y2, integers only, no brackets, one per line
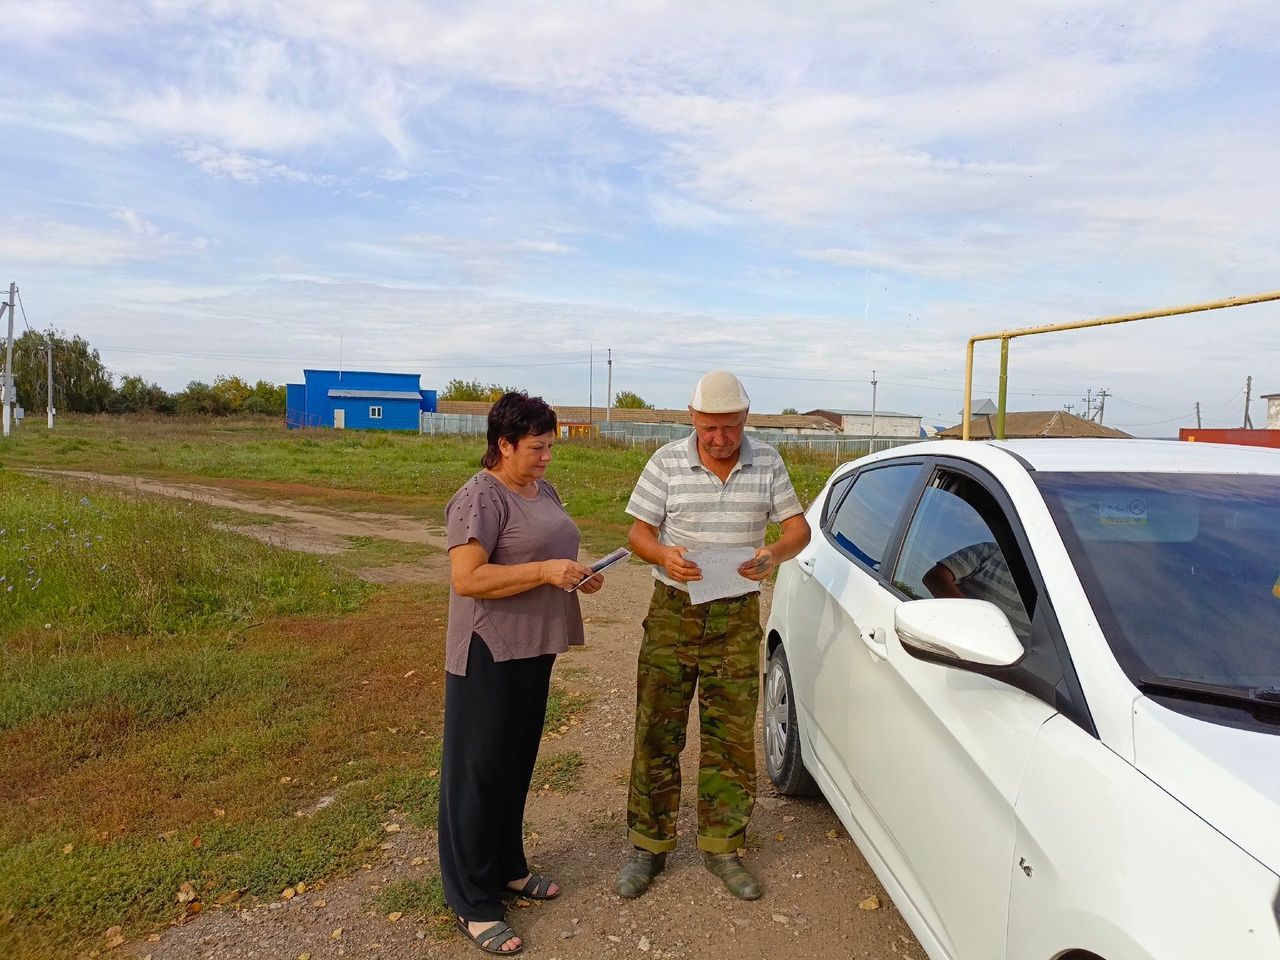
1099,496,1149,525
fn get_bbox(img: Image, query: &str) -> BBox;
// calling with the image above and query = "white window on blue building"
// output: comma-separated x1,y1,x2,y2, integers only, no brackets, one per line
370,406,383,420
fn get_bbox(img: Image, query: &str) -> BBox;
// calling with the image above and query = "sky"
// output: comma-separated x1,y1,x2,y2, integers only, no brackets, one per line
3,0,1280,433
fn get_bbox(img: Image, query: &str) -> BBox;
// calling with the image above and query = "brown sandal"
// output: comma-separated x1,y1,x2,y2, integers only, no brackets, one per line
456,917,523,954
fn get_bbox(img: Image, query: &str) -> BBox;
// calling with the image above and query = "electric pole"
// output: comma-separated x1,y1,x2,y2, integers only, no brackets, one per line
2,282,15,439
588,343,593,427
1064,403,1075,415
1243,375,1254,429
1080,388,1094,421
1095,388,1110,424
869,369,878,441
1195,401,1202,429
46,339,54,429
606,348,612,423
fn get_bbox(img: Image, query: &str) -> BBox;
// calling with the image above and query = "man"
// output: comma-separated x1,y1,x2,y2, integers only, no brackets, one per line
614,370,811,901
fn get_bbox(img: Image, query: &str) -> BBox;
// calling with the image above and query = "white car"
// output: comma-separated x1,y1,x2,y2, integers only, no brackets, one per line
764,438,1280,960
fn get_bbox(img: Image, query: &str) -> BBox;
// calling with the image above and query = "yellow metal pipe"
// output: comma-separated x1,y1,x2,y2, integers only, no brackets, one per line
962,339,976,440
961,289,1280,440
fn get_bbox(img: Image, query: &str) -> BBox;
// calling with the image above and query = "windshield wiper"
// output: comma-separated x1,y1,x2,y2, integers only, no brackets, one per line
1139,675,1280,713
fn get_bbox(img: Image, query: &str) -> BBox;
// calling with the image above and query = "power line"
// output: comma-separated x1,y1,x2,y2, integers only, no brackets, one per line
15,286,33,334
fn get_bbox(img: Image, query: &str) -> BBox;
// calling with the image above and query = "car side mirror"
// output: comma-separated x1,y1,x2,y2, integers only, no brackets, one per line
894,599,1025,669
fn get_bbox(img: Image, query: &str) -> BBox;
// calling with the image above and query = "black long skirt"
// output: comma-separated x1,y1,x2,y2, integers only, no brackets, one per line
437,634,554,922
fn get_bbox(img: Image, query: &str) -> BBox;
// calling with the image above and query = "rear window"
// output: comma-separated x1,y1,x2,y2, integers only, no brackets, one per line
827,463,923,572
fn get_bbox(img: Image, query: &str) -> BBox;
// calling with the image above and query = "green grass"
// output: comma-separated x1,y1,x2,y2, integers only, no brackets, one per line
0,470,370,657
543,684,592,734
531,750,585,794
340,535,441,569
0,469,451,958
0,415,842,552
374,876,450,931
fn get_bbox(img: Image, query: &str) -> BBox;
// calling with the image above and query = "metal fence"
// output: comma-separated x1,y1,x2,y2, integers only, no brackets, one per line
420,412,488,435
421,411,922,458
599,421,922,457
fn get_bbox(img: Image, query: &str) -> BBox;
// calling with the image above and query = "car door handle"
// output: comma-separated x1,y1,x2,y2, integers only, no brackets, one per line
861,626,888,660
797,555,816,577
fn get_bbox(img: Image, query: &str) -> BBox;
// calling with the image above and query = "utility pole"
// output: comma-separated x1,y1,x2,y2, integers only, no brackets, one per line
1096,388,1110,424
1195,401,1202,429
46,339,54,429
1243,375,1254,429
1063,403,1075,415
588,343,594,427
869,369,878,442
2,282,14,439
606,348,612,422
1080,388,1093,421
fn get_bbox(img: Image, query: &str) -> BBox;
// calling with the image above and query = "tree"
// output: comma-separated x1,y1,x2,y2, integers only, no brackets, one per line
242,380,286,416
614,390,654,409
174,381,228,416
110,375,174,414
440,378,521,402
10,329,114,413
780,407,799,415
212,375,253,413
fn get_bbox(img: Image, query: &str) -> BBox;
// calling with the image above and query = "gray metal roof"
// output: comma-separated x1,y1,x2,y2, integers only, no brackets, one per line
328,389,422,401
810,408,920,419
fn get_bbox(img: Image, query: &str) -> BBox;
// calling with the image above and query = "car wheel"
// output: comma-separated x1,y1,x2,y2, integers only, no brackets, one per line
764,645,819,796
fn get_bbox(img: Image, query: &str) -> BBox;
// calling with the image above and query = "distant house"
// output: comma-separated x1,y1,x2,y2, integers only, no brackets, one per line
1266,392,1280,430
804,408,922,438
286,369,437,430
938,410,1131,439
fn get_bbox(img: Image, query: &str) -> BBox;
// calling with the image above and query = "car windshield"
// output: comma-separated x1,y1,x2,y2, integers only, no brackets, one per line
1034,472,1280,711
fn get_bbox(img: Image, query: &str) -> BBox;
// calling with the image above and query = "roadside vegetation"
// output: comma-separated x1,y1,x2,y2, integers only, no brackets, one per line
0,415,836,547
0,472,443,959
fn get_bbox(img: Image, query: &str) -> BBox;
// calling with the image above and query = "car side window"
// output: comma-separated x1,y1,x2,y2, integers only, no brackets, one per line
827,463,924,573
892,470,1037,639
821,473,856,526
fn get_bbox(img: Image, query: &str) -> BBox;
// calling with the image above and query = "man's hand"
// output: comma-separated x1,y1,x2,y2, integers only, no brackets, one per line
738,547,775,582
661,545,703,582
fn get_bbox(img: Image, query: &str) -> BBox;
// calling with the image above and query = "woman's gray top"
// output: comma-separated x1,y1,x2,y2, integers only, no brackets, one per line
444,471,585,676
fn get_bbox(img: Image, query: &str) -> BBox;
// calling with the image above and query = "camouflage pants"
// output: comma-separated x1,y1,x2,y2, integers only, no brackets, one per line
627,582,762,855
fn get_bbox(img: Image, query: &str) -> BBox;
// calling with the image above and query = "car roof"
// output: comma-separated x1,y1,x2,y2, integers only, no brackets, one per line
864,438,1280,476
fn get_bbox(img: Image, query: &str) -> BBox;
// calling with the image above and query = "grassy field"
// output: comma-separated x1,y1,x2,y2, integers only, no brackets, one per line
0,415,845,957
0,415,840,548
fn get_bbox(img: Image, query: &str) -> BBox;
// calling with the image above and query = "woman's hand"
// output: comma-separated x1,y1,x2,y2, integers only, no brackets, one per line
541,558,596,592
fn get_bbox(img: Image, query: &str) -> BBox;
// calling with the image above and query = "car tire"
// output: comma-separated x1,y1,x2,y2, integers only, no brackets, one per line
764,645,819,796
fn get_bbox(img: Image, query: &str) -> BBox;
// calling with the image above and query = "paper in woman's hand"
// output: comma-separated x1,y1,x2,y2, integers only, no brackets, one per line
684,547,760,604
574,548,631,590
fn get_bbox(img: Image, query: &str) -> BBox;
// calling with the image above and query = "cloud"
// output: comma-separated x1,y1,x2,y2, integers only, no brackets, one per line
0,214,208,266
179,143,335,185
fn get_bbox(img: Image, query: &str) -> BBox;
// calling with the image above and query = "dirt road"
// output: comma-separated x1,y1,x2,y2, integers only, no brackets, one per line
39,472,924,960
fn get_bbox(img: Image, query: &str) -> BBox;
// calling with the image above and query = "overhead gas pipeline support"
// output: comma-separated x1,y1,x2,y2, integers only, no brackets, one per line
962,291,1280,440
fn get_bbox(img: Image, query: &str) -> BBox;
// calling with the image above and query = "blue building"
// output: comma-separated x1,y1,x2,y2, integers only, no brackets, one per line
285,369,437,431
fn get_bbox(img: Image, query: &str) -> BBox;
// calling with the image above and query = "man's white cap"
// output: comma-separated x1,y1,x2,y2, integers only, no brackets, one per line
690,370,750,413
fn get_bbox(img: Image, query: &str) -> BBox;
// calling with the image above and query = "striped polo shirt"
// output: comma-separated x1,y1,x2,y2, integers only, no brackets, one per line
625,432,804,591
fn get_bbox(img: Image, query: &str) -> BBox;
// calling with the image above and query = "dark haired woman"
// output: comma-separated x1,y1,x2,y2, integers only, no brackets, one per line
439,391,603,955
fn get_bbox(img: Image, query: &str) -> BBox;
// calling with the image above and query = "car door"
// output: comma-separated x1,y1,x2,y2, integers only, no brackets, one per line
841,463,1060,960
792,461,926,826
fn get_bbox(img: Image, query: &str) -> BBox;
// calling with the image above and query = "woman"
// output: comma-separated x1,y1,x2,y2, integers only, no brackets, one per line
439,391,603,955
